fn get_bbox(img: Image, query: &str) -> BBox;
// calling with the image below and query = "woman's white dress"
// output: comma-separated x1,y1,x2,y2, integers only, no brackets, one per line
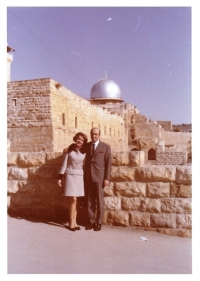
59,149,85,197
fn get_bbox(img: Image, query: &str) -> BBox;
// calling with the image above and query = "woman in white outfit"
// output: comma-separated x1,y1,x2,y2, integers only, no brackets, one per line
57,132,88,231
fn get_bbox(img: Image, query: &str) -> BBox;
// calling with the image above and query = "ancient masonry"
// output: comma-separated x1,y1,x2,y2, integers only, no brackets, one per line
7,47,192,237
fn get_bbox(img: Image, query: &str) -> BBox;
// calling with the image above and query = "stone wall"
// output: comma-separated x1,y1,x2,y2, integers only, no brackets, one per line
7,152,192,237
156,151,188,165
156,121,172,131
7,79,54,152
7,78,127,153
49,79,127,152
161,131,191,151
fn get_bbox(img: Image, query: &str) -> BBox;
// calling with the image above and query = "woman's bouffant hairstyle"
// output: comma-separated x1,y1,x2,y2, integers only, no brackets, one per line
67,132,88,154
73,132,88,145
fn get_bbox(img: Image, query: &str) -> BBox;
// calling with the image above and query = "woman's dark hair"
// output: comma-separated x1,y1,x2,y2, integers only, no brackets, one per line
68,132,88,153
73,132,88,145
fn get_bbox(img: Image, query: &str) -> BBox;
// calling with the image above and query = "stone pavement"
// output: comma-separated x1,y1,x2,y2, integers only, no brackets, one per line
7,215,192,274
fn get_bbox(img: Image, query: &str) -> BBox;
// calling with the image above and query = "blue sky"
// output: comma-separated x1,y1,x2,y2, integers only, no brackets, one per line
6,4,192,125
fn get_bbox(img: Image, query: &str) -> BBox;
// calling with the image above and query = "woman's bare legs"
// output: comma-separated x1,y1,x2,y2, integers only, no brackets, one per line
69,197,77,228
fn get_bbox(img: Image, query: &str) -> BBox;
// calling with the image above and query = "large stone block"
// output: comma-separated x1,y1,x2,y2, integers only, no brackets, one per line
104,210,129,226
170,183,192,198
104,182,115,197
147,182,170,198
7,153,18,166
115,182,146,197
176,166,192,184
129,151,145,167
176,214,192,229
45,152,63,166
150,213,176,228
28,166,58,180
161,198,191,214
140,198,161,213
10,194,45,207
111,166,135,182
175,198,192,214
157,228,192,238
121,197,141,211
7,180,19,194
104,197,121,211
135,165,176,182
18,180,61,195
129,211,150,226
8,167,28,180
111,152,129,166
18,152,46,167
161,198,176,213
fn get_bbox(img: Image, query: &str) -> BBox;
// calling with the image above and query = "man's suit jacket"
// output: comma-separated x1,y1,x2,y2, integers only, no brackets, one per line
84,140,111,183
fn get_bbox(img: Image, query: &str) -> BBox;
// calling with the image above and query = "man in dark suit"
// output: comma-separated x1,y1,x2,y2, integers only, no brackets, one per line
84,127,111,231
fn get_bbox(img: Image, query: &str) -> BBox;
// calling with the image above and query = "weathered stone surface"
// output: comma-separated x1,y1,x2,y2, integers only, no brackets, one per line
104,210,129,226
161,198,192,214
157,228,191,238
10,194,68,208
115,182,146,197
7,153,18,166
18,152,46,167
8,167,28,180
111,152,129,166
7,180,19,194
175,198,192,214
10,194,45,207
147,182,170,198
121,197,141,211
161,198,176,213
28,166,58,180
104,182,115,197
129,151,145,167
156,151,187,165
176,166,192,184
140,198,161,213
129,211,150,226
176,214,192,229
18,180,61,195
111,166,135,181
104,197,121,210
45,152,63,166
150,213,176,228
135,165,176,182
170,183,192,198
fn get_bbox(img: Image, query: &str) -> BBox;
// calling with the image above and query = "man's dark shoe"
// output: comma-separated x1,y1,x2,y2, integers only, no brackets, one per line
85,223,95,230
94,224,101,231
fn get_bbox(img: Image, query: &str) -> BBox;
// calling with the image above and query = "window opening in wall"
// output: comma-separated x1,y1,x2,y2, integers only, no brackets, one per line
13,98,17,106
118,130,120,137
148,148,156,160
75,117,77,128
110,128,111,136
62,113,65,126
104,126,106,135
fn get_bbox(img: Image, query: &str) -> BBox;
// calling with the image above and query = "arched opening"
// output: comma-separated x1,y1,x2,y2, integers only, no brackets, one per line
131,148,139,151
148,148,156,160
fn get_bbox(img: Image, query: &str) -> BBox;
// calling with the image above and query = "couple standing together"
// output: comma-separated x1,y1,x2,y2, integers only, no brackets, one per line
57,127,111,232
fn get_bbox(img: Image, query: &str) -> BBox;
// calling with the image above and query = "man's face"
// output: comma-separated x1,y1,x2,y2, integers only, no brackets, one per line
91,128,100,143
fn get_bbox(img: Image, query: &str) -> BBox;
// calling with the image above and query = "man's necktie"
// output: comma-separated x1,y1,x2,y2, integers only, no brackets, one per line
92,143,95,156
